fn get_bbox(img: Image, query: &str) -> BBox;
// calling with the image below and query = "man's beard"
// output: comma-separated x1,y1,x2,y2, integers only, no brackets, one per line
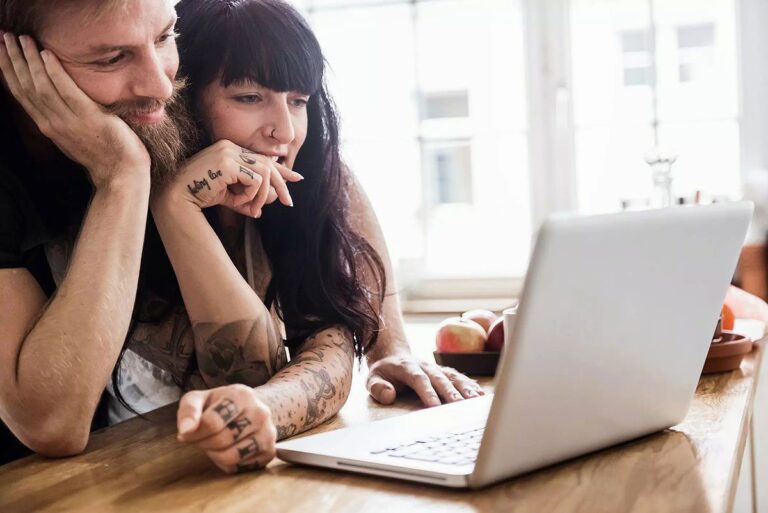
105,78,197,185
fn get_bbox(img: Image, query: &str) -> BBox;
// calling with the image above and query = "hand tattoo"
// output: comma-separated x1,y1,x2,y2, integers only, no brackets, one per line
214,398,238,423
188,178,211,195
208,169,223,180
198,337,271,386
228,417,252,440
241,153,257,165
237,436,260,460
239,166,255,179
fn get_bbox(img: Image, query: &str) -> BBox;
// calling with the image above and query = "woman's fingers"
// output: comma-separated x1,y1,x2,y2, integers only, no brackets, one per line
195,403,271,452
268,165,294,207
275,162,304,183
206,422,277,474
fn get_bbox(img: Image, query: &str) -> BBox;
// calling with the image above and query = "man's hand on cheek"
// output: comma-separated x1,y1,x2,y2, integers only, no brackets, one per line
176,385,277,474
366,354,485,408
0,33,150,187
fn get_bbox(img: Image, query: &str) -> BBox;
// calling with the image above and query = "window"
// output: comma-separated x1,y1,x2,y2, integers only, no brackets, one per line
289,0,750,303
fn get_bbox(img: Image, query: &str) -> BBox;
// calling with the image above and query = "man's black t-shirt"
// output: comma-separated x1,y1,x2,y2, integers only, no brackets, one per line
0,92,108,465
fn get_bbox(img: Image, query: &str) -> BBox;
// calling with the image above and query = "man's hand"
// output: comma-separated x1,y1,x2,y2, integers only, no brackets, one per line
0,33,150,187
366,354,485,407
177,385,277,474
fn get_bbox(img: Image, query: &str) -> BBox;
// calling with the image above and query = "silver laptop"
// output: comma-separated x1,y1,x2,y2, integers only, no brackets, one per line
276,203,753,488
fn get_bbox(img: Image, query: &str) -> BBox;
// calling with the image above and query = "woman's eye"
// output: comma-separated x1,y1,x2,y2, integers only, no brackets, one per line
234,95,262,104
290,98,309,107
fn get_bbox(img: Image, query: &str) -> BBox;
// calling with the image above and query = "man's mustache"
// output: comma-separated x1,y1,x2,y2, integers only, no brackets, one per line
104,77,187,119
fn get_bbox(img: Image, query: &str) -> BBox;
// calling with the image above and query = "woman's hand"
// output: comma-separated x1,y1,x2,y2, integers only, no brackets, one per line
156,139,303,217
0,33,151,188
176,385,277,474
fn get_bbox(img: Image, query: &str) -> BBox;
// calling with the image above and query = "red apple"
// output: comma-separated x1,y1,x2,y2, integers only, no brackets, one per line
485,317,505,352
461,309,498,334
435,317,487,353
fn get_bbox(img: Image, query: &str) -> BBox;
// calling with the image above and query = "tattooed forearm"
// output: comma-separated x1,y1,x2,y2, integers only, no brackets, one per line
253,325,355,441
193,317,287,388
125,307,196,385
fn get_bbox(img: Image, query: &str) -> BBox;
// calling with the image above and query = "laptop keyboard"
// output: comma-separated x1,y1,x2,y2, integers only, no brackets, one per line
369,427,485,466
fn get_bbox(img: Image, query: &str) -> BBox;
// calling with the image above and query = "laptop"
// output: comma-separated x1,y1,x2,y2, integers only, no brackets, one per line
276,202,753,489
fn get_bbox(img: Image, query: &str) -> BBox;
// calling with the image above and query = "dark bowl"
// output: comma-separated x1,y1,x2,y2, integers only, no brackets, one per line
433,351,501,376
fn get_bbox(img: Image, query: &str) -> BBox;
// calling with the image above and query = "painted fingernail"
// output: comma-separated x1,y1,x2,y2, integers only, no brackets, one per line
179,418,195,434
288,198,294,207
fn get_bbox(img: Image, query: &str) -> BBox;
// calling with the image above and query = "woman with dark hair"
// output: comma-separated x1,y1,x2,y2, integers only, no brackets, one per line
124,0,387,472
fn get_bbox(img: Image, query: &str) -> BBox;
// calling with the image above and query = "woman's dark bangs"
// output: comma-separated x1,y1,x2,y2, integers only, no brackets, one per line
218,6,324,95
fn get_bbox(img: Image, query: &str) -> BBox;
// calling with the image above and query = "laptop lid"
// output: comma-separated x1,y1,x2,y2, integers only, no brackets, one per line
470,202,753,487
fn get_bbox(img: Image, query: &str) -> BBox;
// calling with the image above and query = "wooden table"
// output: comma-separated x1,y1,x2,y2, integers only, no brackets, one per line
0,342,763,513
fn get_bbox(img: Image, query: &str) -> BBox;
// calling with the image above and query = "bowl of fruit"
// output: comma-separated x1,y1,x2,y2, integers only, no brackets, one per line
433,307,515,376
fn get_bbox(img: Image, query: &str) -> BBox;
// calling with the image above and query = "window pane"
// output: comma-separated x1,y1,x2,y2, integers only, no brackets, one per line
571,0,740,213
309,0,529,279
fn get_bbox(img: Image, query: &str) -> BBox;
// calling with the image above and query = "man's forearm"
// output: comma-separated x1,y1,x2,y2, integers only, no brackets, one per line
253,325,354,440
10,177,150,454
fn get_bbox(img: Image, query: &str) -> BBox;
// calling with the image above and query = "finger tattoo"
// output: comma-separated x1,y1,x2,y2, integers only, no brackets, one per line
239,166,255,179
214,398,238,423
227,417,252,440
237,436,260,460
240,147,256,155
240,153,257,165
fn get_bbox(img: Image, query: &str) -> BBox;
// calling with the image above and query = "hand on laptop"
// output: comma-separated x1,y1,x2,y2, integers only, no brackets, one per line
176,385,277,474
367,354,485,407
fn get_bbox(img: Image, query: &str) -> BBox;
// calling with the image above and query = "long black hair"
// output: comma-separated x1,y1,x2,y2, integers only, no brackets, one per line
173,0,387,358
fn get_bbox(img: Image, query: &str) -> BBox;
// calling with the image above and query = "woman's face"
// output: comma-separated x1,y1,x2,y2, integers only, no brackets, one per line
198,79,310,168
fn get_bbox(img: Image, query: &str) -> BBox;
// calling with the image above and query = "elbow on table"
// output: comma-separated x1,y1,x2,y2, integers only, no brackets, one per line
18,415,91,458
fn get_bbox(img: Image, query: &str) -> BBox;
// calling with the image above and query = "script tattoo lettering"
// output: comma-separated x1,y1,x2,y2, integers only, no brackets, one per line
187,178,210,194
208,169,223,180
213,398,238,423
239,166,255,179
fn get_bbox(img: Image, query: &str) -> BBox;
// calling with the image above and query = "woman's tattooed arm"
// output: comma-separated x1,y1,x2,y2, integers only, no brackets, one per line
252,325,355,440
192,313,288,389
126,307,287,390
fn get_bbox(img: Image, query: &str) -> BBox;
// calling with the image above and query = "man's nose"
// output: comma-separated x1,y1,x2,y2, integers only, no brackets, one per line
129,49,174,101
